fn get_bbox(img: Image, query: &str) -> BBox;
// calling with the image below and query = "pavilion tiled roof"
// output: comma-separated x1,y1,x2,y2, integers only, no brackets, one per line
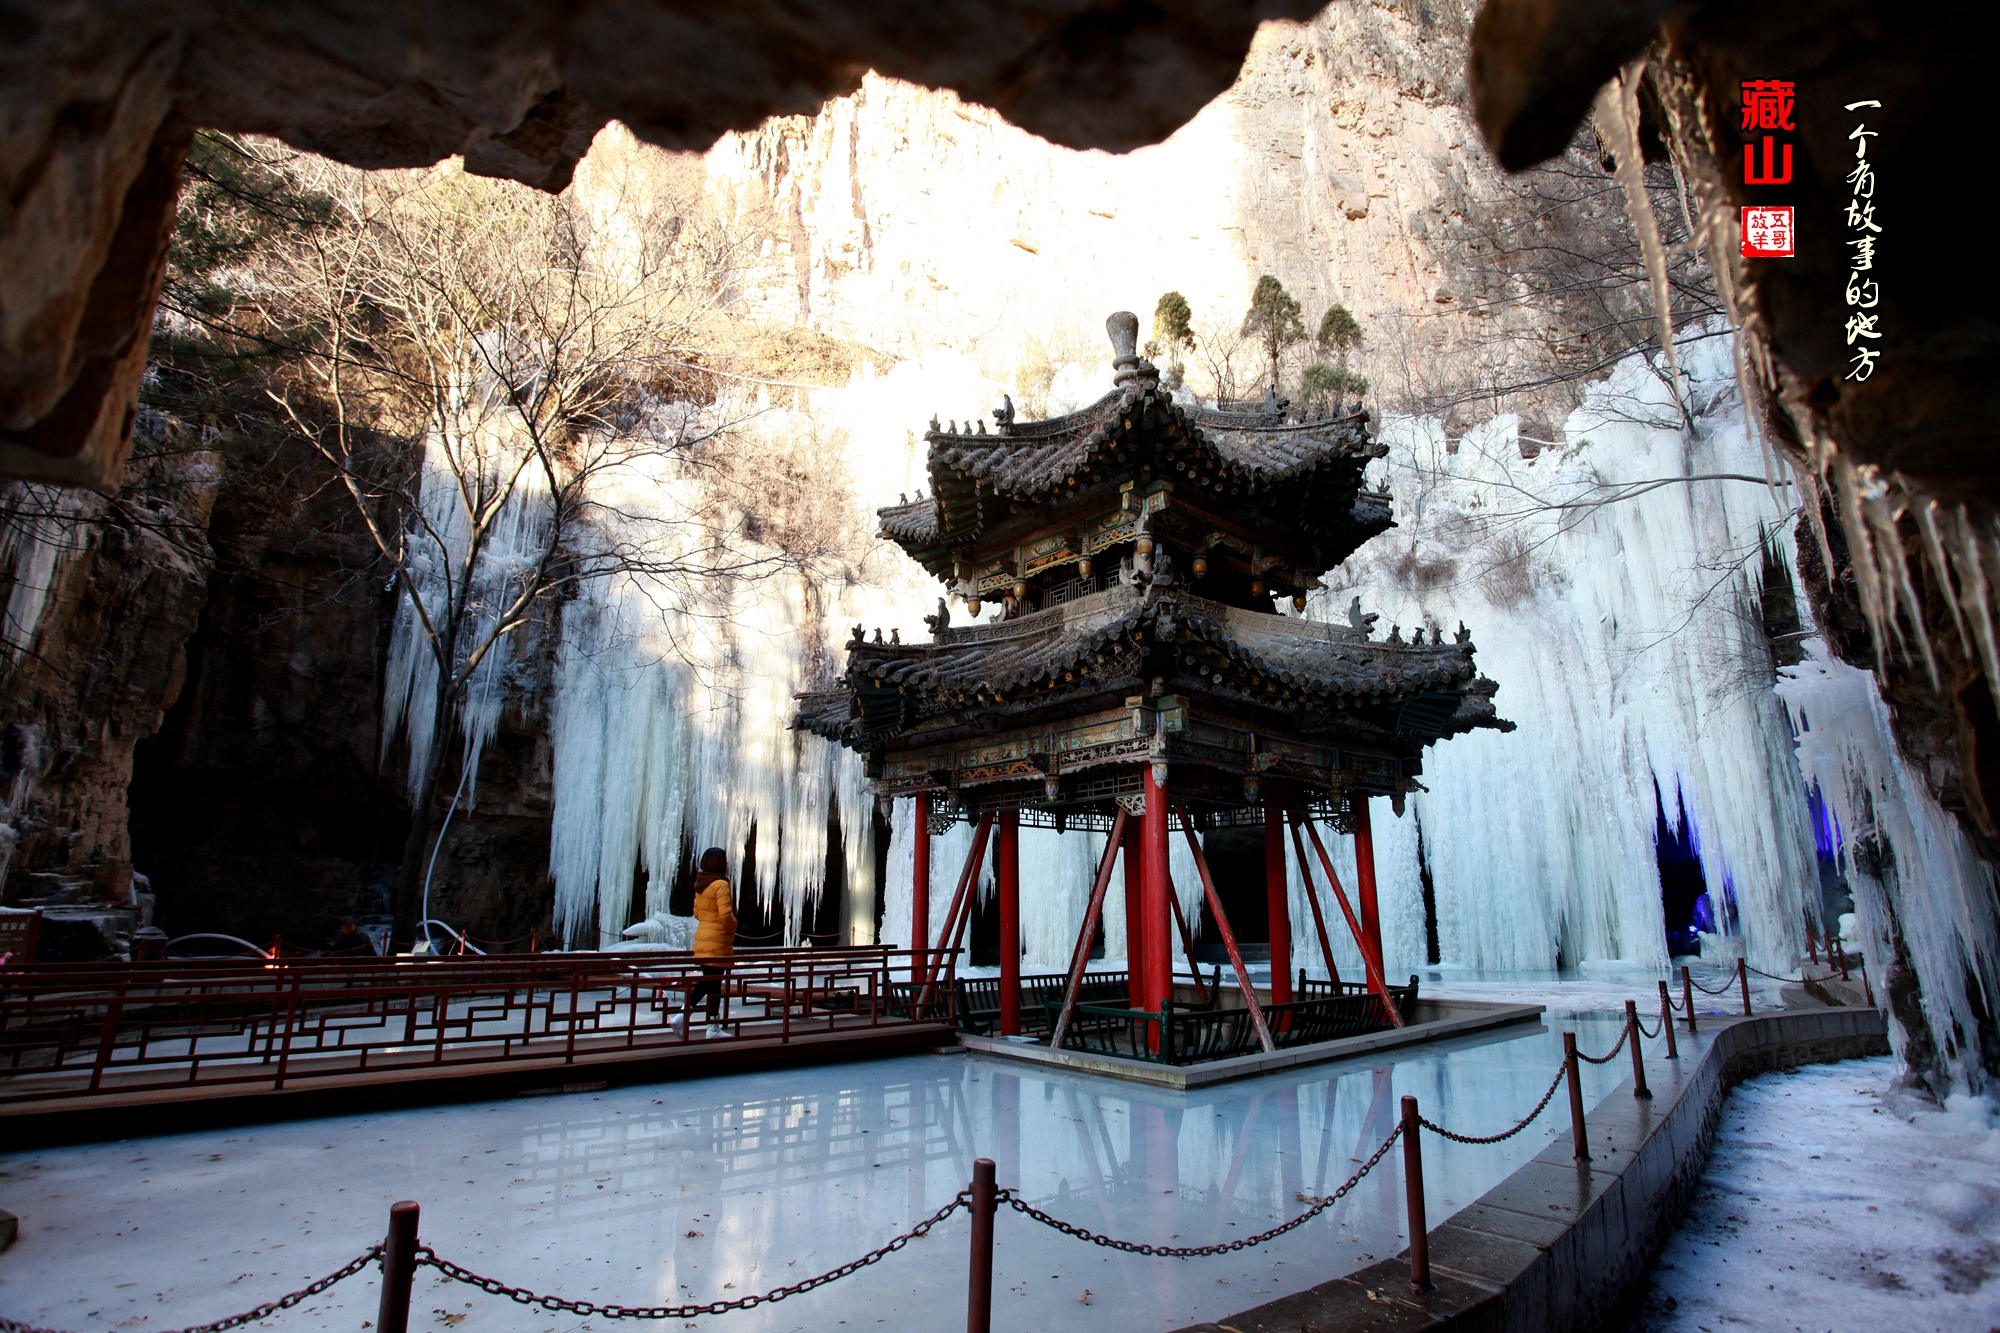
881,384,1387,577
797,584,1511,750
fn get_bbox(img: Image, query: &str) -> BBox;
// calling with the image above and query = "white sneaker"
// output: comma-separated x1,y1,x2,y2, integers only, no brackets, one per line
670,1010,688,1035
703,1024,730,1040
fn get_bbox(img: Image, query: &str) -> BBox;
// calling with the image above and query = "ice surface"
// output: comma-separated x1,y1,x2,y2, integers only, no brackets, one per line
0,1016,1633,1333
1623,1055,2000,1332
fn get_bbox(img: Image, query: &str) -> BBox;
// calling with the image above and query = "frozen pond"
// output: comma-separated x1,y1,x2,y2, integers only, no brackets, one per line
0,1010,1641,1333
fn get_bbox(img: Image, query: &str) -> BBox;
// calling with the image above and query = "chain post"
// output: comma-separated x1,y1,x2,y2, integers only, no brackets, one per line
1399,1096,1431,1292
1860,956,1875,1007
1837,936,1850,980
1681,966,1698,1034
1806,925,1818,966
1624,1000,1651,1098
967,1159,996,1333
1738,957,1752,1015
1563,1033,1589,1162
1658,980,1678,1059
378,1201,420,1333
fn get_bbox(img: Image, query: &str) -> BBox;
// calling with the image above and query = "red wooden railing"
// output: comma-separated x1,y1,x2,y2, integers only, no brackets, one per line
0,947,959,1105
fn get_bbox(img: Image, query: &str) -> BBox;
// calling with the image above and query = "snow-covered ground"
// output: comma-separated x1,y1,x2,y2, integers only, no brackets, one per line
1619,1055,2000,1333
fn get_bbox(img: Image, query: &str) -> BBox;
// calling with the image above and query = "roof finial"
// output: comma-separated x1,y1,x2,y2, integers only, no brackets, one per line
1106,311,1157,392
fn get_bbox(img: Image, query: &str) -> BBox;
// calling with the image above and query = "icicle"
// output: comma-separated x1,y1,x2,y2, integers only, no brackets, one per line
1956,510,2000,716
1650,49,1782,516
1833,456,1894,675
1913,499,1967,658
1596,60,1683,417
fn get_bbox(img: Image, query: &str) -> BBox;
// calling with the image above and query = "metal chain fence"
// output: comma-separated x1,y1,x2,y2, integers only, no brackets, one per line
1573,1024,1630,1064
1418,1060,1570,1144
414,1193,971,1320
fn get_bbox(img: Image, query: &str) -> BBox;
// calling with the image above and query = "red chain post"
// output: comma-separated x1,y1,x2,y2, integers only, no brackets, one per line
1624,999,1651,1098
1681,966,1698,1034
1400,1095,1432,1292
1738,957,1752,1015
967,1158,996,1333
377,1201,420,1333
1657,980,1678,1059
1837,933,1850,979
1563,1033,1589,1162
1860,956,1876,1007
1807,926,1818,966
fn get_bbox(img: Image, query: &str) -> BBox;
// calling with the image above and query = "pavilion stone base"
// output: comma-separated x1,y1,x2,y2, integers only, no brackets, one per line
955,998,1545,1089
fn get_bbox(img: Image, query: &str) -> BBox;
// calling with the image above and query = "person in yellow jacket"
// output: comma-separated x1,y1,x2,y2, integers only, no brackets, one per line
677,847,737,1038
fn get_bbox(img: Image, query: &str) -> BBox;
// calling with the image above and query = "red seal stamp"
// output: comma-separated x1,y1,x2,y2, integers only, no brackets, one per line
1741,205,1794,258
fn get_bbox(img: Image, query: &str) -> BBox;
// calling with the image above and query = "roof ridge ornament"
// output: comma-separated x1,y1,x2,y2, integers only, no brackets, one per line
1347,596,1380,636
1106,311,1159,391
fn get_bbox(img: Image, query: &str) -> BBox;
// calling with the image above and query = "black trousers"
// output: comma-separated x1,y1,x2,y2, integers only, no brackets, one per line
689,964,728,1017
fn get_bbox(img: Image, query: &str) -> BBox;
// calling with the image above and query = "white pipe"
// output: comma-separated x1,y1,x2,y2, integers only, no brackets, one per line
166,933,272,958
419,919,487,955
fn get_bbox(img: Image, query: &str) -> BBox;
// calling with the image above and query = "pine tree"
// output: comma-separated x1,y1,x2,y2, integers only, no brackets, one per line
1149,291,1195,390
1241,275,1305,391
1316,304,1363,366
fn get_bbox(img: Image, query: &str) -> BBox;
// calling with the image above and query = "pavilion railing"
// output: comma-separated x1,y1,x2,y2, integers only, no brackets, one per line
1049,978,1416,1066
0,948,960,1104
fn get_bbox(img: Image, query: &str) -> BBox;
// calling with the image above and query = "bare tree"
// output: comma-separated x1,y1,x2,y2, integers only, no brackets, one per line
1187,314,1256,405
260,156,784,948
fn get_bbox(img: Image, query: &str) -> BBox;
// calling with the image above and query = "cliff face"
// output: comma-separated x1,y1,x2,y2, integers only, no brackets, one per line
703,0,1633,431
122,434,561,952
2,418,559,953
0,424,217,946
121,435,406,949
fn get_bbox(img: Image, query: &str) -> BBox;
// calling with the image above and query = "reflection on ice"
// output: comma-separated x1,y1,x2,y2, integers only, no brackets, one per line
0,1014,1635,1332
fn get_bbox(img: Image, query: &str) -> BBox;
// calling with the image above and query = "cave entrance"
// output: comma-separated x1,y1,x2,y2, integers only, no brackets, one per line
1655,780,1707,957
1192,827,1269,964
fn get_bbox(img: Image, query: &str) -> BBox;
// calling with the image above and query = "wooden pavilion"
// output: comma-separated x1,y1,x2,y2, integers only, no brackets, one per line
796,313,1511,1056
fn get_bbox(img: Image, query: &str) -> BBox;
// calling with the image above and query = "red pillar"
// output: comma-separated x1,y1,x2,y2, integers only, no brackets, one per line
1141,766,1173,1014
1123,816,1146,1009
1265,806,1292,1006
911,790,931,955
1351,793,1384,981
998,810,1021,1036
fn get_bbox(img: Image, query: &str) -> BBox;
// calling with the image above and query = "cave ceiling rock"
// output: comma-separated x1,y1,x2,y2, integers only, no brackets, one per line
0,0,1320,492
